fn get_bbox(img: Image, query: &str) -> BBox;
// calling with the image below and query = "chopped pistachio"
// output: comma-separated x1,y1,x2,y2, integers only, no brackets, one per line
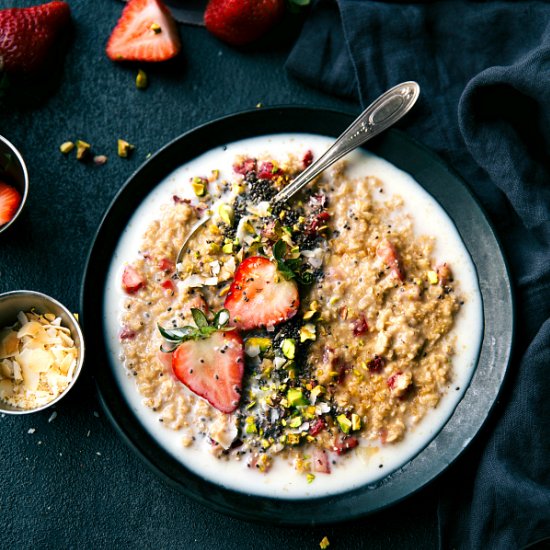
59,141,74,154
300,323,316,343
209,242,221,254
222,243,233,254
287,388,308,407
427,270,439,285
75,140,91,161
351,413,361,431
219,285,230,297
245,416,257,434
191,178,207,197
329,296,340,306
306,473,315,484
303,310,316,321
289,416,302,428
309,385,324,402
136,69,148,89
247,337,272,352
337,414,352,434
243,220,255,234
150,22,162,33
117,139,134,158
218,203,234,226
286,433,301,445
281,338,296,359
320,536,330,549
261,439,270,449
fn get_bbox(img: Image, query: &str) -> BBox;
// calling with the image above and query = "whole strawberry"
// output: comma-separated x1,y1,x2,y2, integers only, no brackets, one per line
0,1,71,74
204,0,285,46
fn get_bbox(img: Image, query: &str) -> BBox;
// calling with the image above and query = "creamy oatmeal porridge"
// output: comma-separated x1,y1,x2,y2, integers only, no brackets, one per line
104,134,482,498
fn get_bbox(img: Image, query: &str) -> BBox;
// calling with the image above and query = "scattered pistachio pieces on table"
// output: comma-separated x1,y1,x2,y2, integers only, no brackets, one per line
118,139,135,158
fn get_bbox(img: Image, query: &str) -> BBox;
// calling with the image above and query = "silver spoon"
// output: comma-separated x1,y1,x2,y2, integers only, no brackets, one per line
176,81,420,268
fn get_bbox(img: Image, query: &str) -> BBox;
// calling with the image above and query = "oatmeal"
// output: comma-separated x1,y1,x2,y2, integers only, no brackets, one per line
118,142,463,478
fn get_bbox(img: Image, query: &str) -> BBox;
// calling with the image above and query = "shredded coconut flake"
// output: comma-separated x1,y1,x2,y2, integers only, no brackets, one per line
0,311,78,410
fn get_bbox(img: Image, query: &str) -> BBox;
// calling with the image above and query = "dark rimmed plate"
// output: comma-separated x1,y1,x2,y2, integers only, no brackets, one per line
81,107,514,524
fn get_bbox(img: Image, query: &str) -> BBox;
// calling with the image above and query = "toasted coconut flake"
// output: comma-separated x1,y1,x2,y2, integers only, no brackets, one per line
0,311,79,410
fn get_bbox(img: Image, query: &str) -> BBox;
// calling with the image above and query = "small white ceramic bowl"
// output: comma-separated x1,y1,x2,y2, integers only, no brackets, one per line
0,290,85,415
0,135,29,236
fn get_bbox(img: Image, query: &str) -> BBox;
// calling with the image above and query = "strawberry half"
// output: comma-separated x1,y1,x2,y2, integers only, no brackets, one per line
122,265,146,293
106,0,181,62
204,0,285,46
0,1,71,74
172,331,244,414
0,182,22,226
224,256,299,331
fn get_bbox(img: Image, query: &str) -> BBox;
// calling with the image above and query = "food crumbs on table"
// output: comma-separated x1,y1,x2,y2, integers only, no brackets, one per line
27,428,35,434
136,69,148,89
59,141,74,154
75,140,91,161
117,139,135,158
93,155,108,166
48,411,57,423
320,536,330,549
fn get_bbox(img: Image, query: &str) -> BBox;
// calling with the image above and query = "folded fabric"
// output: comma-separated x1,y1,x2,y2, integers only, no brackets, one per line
287,2,550,548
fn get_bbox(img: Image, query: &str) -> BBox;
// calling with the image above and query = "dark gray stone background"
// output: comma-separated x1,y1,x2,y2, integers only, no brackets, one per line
0,1,439,548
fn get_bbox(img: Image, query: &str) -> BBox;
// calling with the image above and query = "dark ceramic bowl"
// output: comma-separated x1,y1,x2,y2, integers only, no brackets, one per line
82,107,514,524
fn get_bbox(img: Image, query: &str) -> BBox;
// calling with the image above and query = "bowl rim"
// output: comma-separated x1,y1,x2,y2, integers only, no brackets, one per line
0,134,29,236
0,289,85,415
80,106,514,523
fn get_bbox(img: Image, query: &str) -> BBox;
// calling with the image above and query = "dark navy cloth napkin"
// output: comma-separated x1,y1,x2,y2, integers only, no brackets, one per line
287,2,550,548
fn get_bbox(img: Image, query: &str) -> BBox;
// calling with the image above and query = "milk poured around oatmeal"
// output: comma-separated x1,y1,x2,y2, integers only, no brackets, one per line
104,134,482,498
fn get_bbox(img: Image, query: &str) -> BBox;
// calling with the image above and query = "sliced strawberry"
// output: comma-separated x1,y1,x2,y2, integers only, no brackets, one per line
119,326,136,340
224,256,299,331
160,279,175,293
332,435,359,455
0,182,22,226
106,0,181,62
122,265,146,293
172,331,244,414
312,448,331,474
376,238,404,281
158,257,175,272
302,149,314,169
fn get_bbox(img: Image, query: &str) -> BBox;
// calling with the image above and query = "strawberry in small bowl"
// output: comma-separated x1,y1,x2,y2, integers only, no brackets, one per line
0,135,28,236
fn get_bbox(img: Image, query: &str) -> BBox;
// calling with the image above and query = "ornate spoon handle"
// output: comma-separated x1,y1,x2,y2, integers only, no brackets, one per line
177,82,420,267
273,81,420,204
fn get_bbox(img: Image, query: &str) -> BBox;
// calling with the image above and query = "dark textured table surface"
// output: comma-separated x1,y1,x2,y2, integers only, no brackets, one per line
0,2,445,548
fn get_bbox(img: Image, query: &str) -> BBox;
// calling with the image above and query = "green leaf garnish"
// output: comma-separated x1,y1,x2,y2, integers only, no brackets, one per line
192,308,209,328
273,240,315,285
158,308,234,351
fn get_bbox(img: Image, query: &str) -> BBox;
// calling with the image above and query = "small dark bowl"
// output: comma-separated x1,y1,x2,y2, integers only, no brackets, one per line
0,135,29,236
